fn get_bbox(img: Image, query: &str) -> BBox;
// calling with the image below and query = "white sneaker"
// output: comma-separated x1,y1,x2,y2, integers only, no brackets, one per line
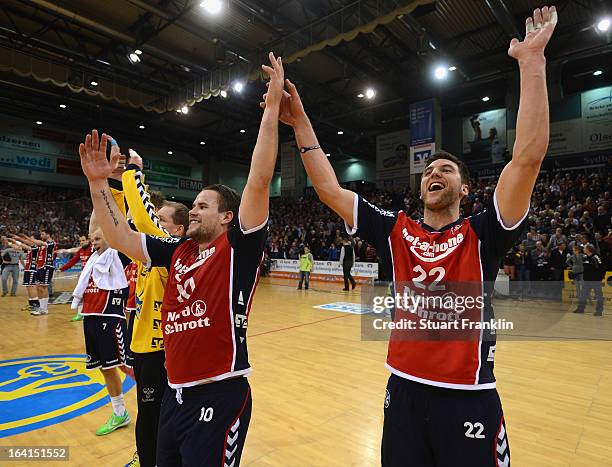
30,308,48,316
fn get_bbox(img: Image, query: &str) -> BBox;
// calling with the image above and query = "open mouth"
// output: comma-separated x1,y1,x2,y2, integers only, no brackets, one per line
428,182,445,192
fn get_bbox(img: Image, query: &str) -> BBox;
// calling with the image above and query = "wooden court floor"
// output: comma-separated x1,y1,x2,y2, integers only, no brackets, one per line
0,274,610,466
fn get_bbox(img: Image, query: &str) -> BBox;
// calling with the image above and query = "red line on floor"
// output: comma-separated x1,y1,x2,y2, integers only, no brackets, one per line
250,314,353,338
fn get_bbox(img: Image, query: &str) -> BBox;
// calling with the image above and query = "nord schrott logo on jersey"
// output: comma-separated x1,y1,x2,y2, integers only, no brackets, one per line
401,227,465,262
165,299,211,335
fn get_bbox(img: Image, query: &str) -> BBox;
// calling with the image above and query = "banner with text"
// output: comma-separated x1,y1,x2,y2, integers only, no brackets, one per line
270,259,379,283
376,130,410,188
462,109,507,164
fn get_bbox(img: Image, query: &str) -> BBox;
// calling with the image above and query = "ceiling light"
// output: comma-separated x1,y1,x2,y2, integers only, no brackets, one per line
200,141,206,145
128,53,141,64
90,80,98,86
337,130,344,135
167,151,173,155
357,93,365,98
434,65,448,80
429,41,437,50
365,88,375,99
240,129,246,133
134,49,143,55
181,105,189,114
220,90,228,98
325,153,331,157
201,0,222,14
233,81,244,93
448,66,457,71
593,70,603,76
139,125,145,129
597,17,610,32
35,121,42,125
59,104,66,109
482,96,490,102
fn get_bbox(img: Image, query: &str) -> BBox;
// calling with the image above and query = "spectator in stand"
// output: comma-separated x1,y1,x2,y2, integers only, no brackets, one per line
547,227,567,250
594,205,611,233
1,236,22,297
573,244,605,316
503,247,516,280
531,241,549,282
328,243,340,261
523,231,537,253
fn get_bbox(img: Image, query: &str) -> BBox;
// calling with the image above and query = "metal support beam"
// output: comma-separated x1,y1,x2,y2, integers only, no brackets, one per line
484,0,522,40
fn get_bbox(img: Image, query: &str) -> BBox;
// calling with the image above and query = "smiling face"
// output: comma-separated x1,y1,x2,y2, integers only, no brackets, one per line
187,190,233,244
420,159,469,211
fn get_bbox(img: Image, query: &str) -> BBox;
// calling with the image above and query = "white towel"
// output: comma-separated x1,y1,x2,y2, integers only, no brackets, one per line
71,248,128,310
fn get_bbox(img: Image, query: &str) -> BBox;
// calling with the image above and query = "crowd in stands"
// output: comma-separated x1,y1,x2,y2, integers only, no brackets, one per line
1,170,610,278
266,169,612,279
0,182,91,249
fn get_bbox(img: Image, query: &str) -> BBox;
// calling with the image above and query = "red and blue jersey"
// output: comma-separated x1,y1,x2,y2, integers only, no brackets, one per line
36,241,55,270
142,214,267,388
348,192,526,390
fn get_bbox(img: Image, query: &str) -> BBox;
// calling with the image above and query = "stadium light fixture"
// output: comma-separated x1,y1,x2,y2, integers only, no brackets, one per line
597,17,610,32
200,141,206,145
434,65,448,80
181,105,189,114
482,96,490,102
337,130,344,135
59,104,67,109
35,121,42,125
365,88,376,99
201,0,222,15
90,80,98,86
357,93,365,98
128,52,141,64
139,125,145,129
240,129,246,133
593,70,603,76
167,150,173,155
325,153,331,157
233,81,244,93
220,90,228,98
448,66,457,71
134,49,143,55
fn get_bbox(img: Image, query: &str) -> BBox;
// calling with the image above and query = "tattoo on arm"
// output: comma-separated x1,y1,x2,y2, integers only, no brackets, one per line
100,189,120,227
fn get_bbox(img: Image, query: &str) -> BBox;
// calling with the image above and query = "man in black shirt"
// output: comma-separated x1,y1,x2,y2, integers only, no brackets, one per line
339,238,356,291
573,244,605,316
549,241,568,299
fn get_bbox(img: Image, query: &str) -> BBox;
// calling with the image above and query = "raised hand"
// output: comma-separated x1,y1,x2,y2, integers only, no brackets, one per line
261,51,284,109
508,6,557,62
78,130,120,183
260,78,307,128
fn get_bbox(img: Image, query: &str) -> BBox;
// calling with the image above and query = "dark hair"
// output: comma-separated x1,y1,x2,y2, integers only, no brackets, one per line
202,184,241,217
162,201,189,230
149,190,166,210
424,151,470,185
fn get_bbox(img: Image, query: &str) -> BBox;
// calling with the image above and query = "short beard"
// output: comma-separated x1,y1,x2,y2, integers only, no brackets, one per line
422,187,459,211
187,223,215,244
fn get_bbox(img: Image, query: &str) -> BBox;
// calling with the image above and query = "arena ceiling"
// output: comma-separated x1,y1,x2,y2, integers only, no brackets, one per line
0,0,610,165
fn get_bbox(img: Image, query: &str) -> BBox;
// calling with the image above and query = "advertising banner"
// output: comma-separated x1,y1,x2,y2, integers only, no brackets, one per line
462,109,507,161
410,142,435,175
269,259,378,283
151,160,191,177
581,86,612,152
0,154,55,172
376,130,410,187
409,99,435,146
145,172,178,188
178,178,204,191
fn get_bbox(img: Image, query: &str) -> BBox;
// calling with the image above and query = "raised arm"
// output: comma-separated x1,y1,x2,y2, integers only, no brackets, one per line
261,80,355,226
239,52,283,231
78,130,146,262
496,6,558,227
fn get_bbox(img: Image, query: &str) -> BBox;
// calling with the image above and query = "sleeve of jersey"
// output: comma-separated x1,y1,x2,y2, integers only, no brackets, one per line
108,178,127,218
344,193,398,251
469,190,528,258
227,210,268,266
141,234,187,269
60,250,80,272
122,167,170,237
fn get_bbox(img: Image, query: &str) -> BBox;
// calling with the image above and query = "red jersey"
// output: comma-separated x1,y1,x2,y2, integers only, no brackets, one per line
60,245,94,272
36,241,55,269
80,255,131,318
142,217,267,388
125,262,139,312
349,193,526,390
24,246,39,271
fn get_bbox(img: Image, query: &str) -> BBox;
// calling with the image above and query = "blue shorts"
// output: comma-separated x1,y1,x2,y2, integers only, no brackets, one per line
23,270,37,286
157,377,252,467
